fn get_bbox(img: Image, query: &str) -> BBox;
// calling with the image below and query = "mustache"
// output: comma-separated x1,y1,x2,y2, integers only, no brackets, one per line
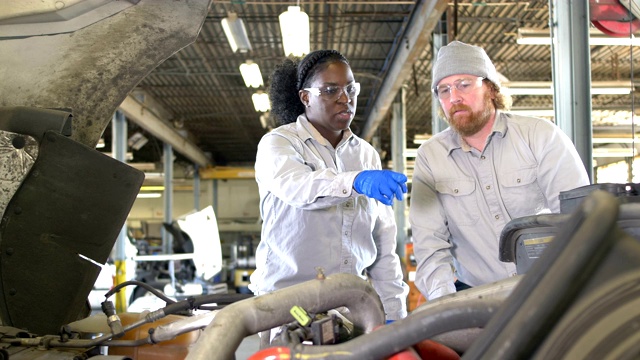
448,104,472,117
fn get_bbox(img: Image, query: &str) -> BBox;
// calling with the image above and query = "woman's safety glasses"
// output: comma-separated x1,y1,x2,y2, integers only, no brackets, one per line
304,82,360,101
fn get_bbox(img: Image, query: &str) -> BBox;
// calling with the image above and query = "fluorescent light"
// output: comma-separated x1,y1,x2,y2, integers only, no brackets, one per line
592,147,638,157
221,12,252,53
413,133,432,144
409,145,637,158
136,193,162,198
405,148,419,158
504,87,553,96
259,112,272,129
517,27,640,46
592,87,632,95
510,109,556,117
141,185,165,191
593,137,640,144
239,60,264,88
279,6,310,57
252,91,270,112
502,81,633,96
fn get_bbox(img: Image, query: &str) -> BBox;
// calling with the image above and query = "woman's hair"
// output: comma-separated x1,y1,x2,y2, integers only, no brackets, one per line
268,49,349,126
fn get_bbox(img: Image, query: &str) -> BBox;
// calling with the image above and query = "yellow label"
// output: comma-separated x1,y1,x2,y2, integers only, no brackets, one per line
523,236,554,246
290,305,311,326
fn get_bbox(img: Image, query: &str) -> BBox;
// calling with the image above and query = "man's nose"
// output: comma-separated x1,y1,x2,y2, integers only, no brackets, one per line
448,87,463,103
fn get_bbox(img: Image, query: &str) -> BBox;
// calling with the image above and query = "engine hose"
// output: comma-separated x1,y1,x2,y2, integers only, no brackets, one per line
185,273,386,360
290,298,501,360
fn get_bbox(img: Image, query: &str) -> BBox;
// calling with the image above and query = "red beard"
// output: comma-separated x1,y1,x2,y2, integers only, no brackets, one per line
447,93,494,137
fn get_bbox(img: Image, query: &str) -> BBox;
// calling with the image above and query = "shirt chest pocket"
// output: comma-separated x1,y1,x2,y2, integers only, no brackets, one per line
435,179,479,226
500,167,545,217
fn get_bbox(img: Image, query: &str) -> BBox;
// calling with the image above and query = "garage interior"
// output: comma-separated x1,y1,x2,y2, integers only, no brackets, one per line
2,0,640,359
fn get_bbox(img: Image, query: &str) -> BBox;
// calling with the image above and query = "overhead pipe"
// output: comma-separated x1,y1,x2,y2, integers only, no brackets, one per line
185,273,386,360
119,95,211,167
361,0,448,141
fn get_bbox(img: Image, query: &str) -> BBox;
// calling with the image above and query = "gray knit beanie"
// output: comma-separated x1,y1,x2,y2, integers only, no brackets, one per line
432,41,500,91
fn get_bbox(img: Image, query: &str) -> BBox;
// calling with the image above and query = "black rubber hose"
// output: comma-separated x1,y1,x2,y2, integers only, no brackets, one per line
105,280,175,303
463,190,620,359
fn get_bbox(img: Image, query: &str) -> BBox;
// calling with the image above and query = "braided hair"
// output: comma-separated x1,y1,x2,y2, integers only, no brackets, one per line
268,50,349,126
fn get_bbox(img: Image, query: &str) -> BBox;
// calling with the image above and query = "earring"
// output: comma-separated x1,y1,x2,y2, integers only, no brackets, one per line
305,104,310,108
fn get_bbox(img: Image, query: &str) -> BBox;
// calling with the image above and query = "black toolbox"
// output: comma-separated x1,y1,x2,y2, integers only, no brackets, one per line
559,183,640,214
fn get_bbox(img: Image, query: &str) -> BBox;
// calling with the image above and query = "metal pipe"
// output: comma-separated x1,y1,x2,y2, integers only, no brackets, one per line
290,298,502,360
150,311,218,343
185,273,385,360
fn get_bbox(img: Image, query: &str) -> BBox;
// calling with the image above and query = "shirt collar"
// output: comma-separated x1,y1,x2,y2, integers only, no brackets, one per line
442,110,507,155
296,114,356,148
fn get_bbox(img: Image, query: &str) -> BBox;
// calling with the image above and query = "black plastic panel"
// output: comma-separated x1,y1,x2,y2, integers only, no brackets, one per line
0,130,144,335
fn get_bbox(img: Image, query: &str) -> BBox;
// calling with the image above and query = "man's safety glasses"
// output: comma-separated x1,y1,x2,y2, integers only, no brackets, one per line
304,82,361,100
434,77,485,99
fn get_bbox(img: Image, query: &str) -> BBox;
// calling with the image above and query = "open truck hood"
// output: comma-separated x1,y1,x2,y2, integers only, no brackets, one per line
0,0,211,336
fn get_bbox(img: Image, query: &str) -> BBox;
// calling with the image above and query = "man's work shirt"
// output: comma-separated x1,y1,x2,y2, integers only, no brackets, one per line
409,111,590,300
250,114,408,320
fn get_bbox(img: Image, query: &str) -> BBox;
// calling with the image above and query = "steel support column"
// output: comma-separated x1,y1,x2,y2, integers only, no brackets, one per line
112,110,128,312
392,87,408,258
432,12,450,135
163,142,175,289
194,164,201,211
551,0,593,181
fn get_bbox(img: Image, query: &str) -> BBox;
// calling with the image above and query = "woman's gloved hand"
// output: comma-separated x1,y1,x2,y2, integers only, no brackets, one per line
353,170,408,205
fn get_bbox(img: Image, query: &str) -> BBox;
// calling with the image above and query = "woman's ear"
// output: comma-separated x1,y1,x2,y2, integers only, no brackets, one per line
299,89,310,107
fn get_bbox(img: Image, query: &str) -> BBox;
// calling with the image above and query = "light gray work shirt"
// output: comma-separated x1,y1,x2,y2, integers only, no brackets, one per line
250,115,408,320
409,111,590,300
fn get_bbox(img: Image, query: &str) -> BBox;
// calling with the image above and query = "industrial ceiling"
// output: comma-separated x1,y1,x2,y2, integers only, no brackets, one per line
4,0,640,174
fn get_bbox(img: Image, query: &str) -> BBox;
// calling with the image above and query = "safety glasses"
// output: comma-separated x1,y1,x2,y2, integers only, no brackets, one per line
434,77,485,99
304,82,360,101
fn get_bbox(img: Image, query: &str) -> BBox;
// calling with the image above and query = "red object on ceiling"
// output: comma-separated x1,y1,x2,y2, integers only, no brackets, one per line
590,0,640,36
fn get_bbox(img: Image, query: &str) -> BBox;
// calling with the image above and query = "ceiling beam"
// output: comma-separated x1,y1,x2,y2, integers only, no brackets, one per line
361,0,448,141
118,95,212,167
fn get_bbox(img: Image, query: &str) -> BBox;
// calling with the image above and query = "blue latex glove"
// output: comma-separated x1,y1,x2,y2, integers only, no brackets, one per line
353,170,408,206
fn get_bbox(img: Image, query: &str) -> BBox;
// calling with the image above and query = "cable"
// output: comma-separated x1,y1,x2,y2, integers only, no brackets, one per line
105,280,176,304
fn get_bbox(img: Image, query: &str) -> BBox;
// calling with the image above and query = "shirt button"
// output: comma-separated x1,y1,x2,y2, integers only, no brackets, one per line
454,189,459,193
485,185,491,190
342,189,348,194
517,179,521,183
344,260,348,264
495,215,500,220
481,156,486,160
345,231,348,235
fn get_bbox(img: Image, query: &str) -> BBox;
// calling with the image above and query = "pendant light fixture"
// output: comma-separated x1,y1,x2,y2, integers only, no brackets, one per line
252,91,270,112
221,11,252,53
279,3,310,57
239,60,264,88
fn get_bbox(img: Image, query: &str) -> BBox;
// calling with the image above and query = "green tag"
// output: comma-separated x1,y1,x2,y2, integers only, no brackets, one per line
290,305,311,326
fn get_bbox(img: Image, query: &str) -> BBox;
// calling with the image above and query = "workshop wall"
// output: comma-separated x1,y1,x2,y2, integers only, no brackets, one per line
127,178,260,222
